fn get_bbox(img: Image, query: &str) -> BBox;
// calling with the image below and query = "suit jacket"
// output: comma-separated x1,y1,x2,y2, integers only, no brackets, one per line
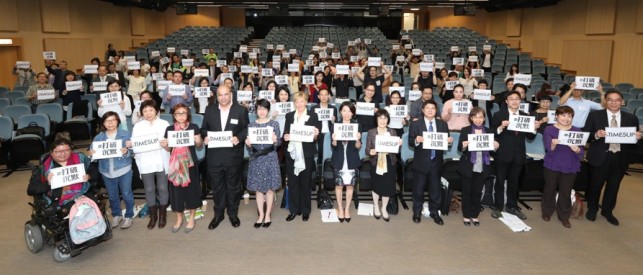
329,120,361,170
201,103,249,166
91,75,117,104
583,109,639,167
365,127,399,167
457,126,494,178
283,110,321,159
408,117,449,173
491,106,536,164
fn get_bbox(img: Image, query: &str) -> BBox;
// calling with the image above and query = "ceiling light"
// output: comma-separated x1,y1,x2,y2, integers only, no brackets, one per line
0,39,13,45
410,8,419,11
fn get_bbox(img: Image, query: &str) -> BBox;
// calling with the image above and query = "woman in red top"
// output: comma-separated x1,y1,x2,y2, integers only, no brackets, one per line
307,71,327,104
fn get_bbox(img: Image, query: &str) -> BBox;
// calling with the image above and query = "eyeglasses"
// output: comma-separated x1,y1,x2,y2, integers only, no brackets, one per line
53,149,71,155
174,112,188,116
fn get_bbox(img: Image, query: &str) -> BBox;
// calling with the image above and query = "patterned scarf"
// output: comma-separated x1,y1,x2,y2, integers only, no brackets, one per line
168,122,194,187
43,153,89,206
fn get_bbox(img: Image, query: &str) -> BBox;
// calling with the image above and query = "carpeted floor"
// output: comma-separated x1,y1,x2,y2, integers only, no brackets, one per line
1,164,642,274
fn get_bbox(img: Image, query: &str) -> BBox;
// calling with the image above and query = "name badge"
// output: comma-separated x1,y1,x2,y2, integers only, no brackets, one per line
230,119,238,125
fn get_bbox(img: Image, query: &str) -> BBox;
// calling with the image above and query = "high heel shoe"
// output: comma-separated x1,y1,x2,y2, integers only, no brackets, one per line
339,218,345,223
253,222,263,228
345,216,351,223
374,214,381,220
383,216,390,222
262,222,271,228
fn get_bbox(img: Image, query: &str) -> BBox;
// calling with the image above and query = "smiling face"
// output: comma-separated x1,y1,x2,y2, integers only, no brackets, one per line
51,144,72,164
605,92,623,113
453,87,464,100
422,102,437,119
340,105,353,121
556,112,573,127
142,106,157,121
102,114,119,131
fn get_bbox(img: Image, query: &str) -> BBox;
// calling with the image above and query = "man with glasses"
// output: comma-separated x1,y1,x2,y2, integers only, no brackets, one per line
583,90,642,226
560,82,605,128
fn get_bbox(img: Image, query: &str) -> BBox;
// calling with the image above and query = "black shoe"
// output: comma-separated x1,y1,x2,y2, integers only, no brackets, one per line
412,214,421,224
286,213,298,222
430,214,444,225
230,216,241,228
586,211,597,221
339,218,345,223
473,220,480,226
253,222,262,228
602,213,619,226
208,216,224,230
463,220,471,226
374,214,381,220
383,217,390,222
302,214,309,221
262,222,271,228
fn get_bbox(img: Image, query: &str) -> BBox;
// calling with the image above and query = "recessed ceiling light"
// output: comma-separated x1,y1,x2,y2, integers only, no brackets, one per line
410,8,419,11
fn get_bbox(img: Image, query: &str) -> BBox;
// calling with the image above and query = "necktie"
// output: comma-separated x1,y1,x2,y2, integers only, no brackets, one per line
609,114,620,153
429,121,435,160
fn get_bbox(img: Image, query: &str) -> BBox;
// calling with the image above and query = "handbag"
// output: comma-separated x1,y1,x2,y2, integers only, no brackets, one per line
386,194,399,215
16,122,45,139
316,189,334,210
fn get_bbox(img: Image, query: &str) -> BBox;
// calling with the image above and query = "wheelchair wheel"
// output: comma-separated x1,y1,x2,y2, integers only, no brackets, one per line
53,248,71,263
24,222,44,253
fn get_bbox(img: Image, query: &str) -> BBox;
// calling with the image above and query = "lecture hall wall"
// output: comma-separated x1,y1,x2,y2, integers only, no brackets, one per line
428,0,643,87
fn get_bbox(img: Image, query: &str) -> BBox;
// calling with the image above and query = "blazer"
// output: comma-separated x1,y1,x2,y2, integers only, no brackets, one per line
457,126,493,178
330,120,361,170
408,117,449,173
583,109,639,167
313,103,337,131
490,106,536,164
201,103,249,166
365,127,399,167
283,110,321,159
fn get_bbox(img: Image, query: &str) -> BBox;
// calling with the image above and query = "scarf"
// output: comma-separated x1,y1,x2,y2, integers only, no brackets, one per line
470,124,491,165
376,130,390,175
168,122,194,187
288,110,307,176
43,153,89,206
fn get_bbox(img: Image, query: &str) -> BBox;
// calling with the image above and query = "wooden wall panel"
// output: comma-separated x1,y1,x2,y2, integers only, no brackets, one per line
550,0,586,35
611,39,643,87
585,0,616,34
131,8,146,36
144,9,165,35
562,40,612,81
428,7,487,34
506,10,522,37
0,0,19,31
69,0,101,34
615,0,638,33
15,0,41,32
637,0,643,33
531,40,550,59
486,10,506,36
44,38,93,70
504,40,521,49
221,8,246,27
40,0,71,33
164,7,220,35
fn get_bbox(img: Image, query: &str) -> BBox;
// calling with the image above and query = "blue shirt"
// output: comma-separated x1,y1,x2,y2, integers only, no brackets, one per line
560,97,602,128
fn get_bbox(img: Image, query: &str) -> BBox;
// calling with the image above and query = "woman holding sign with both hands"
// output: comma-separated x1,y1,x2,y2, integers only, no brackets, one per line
97,79,132,130
441,84,472,131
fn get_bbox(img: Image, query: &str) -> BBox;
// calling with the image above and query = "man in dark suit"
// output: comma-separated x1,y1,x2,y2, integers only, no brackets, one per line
583,90,642,226
201,85,249,229
91,65,117,104
490,91,538,220
106,62,126,88
46,60,69,93
408,100,452,225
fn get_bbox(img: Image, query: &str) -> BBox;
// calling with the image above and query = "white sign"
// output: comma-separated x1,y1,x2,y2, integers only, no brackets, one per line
364,39,372,45
37,89,56,100
179,49,189,56
49,164,86,189
575,76,600,90
452,101,472,114
249,52,257,59
43,51,56,60
453,58,465,66
507,115,536,133
168,130,195,147
274,102,294,115
408,90,421,101
131,134,161,153
396,56,405,62
402,35,409,40
422,132,449,150
483,45,492,51
288,64,299,73
65,81,82,91
151,51,160,58
275,75,288,85
276,44,285,50
229,66,238,72
202,49,209,55
123,56,135,61
237,90,252,102
472,69,484,77
241,65,252,73
216,60,227,67
126,61,140,70
420,62,434,72
152,73,164,81
604,127,638,144
514,74,532,86
272,55,281,62
167,47,175,53
194,87,210,98
312,46,320,52
16,61,31,69
335,65,349,75
404,44,413,49
468,46,477,52
194,69,209,77
266,44,274,50
181,59,193,67
315,108,333,121
239,45,247,53
83,65,98,74
368,57,381,67
220,73,233,81
557,131,589,146
392,45,400,50
288,124,315,142
356,102,375,116
319,38,326,43
233,52,242,59
261,68,273,77
445,81,459,90
519,103,530,113
468,55,479,62
331,52,341,59
207,131,233,148
547,110,557,124
412,49,422,56
100,92,122,106
375,135,401,153
425,54,434,62
450,46,459,52
272,61,281,70
473,89,492,101
168,85,186,96
258,90,274,101
91,140,122,160
389,105,407,118
435,62,445,69
249,126,274,145
157,80,171,90
289,49,297,55
302,75,314,85
467,134,495,151
159,57,170,65
333,123,358,141
387,86,404,97
319,52,327,59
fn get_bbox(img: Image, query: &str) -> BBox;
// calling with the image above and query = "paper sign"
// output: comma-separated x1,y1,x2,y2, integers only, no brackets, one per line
261,68,273,77
300,75,313,85
259,90,274,101
334,65,349,75
127,61,140,70
402,35,409,40
605,127,637,144
473,89,491,101
445,81,458,90
519,103,530,113
194,69,209,77
237,90,252,102
313,66,321,73
151,51,160,58
275,75,288,85
267,44,274,50
453,58,465,66
312,46,320,51
472,69,484,77
375,135,400,153
330,52,340,59
157,80,171,90
228,66,238,73
333,123,358,141
274,102,294,115
389,105,407,118
16,61,31,69
364,39,372,45
152,73,164,81
202,49,209,55
220,73,233,81
207,131,233,148
547,110,556,124
319,38,326,43
239,45,247,53
272,61,281,70
392,45,400,50
272,55,281,62
43,51,56,60
181,59,193,67
422,132,448,150
368,57,381,67
167,47,175,53
249,52,257,59
412,49,422,56
194,87,210,98
408,90,421,101
404,44,413,50
83,65,98,74
168,85,186,96
483,45,492,51
249,126,274,145
168,130,194,147
396,56,405,62
356,102,375,116
91,140,122,160
233,52,242,59
435,62,445,69
514,74,532,85
557,131,589,146
216,60,227,67
288,124,315,142
49,164,86,189
177,49,188,56
451,101,472,114
468,56,479,62
425,54,435,62
319,52,327,59
241,65,252,73
159,57,170,65
37,89,56,100
420,62,434,72
65,81,82,91
467,134,495,151
315,108,333,121
131,134,161,153
575,76,600,90
289,49,297,55
450,46,459,52
276,44,285,50
288,64,299,72
389,86,405,98
100,92,122,106
507,115,536,133
468,46,477,52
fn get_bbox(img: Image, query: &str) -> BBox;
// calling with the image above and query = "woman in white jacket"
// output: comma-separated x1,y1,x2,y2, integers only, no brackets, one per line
97,79,132,130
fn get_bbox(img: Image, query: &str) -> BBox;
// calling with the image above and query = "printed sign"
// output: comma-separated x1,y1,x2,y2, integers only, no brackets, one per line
453,58,465,66
412,49,422,56
288,124,315,142
216,60,227,67
179,49,189,56
181,59,193,67
249,52,257,59
83,65,98,74
336,65,349,75
396,56,405,62
266,44,274,50
514,74,532,86
435,62,445,69
507,115,536,133
575,76,600,90
315,108,333,121
288,64,299,73
388,105,407,118
50,164,86,189
519,103,530,113
131,134,161,153
557,131,589,146
422,132,449,150
445,81,459,90
261,68,273,77
43,51,56,60
207,131,233,148
473,89,491,101
467,134,495,151
237,90,252,102
239,45,247,53
16,61,30,69
404,44,413,49
167,47,175,53
450,46,459,52
151,51,160,58
392,45,400,50
168,85,186,96
127,61,140,70
356,102,375,116
233,52,242,59
159,57,170,65
472,69,484,77
274,102,294,115
202,49,209,55
604,127,637,144
452,101,472,114
483,45,492,51
100,92,122,106
425,54,434,62
37,89,56,100
333,123,358,141
249,126,274,145
368,57,382,67
420,62,434,72
547,110,557,124
468,55,479,62
240,65,252,73
275,75,288,85
152,73,164,81
157,80,171,90
375,135,401,153
408,90,422,101
364,39,372,45
468,46,477,52
194,69,209,77
194,87,210,98
91,140,122,160
168,130,195,147
65,81,82,91
301,75,313,85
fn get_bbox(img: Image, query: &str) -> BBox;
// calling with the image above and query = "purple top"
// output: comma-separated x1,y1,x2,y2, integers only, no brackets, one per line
543,125,584,173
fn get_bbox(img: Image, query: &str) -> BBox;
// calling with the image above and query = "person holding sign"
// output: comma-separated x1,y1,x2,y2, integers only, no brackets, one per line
560,82,605,128
582,90,642,226
288,69,301,95
162,71,193,113
385,90,408,137
283,92,320,222
60,71,84,112
435,68,449,95
458,68,478,97
414,69,435,91
356,83,380,132
97,80,132,130
365,109,401,222
45,60,69,94
490,91,538,220
87,111,134,229
441,84,472,131
132,100,171,230
26,72,57,112
161,104,203,233
410,87,434,121
408,100,452,225
313,88,337,162
245,99,282,228
330,102,362,222
12,62,36,87
530,95,552,134
357,63,392,104
124,65,146,101
202,85,249,229
307,71,327,104
131,91,155,124
91,65,116,95
457,107,499,227
439,71,459,103
193,77,214,115
504,64,519,82
541,106,584,228
481,47,493,72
